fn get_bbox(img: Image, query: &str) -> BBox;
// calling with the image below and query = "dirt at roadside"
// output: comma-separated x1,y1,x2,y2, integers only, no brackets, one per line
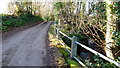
45,30,58,66
46,32,68,67
46,39,66,67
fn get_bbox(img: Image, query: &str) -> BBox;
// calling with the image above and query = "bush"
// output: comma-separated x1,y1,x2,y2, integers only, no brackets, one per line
113,30,120,46
2,13,44,32
43,16,51,21
85,55,118,68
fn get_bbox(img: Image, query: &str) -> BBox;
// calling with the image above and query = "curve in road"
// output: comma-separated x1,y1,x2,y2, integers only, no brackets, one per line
2,22,51,66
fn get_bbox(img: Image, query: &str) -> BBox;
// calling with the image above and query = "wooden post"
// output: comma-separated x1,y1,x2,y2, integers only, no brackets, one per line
71,36,78,58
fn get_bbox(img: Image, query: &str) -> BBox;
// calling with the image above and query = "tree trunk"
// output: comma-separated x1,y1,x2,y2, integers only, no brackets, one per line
105,0,117,59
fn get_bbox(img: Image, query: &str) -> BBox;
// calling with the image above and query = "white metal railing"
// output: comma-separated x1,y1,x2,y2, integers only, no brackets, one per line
75,41,120,67
53,22,120,67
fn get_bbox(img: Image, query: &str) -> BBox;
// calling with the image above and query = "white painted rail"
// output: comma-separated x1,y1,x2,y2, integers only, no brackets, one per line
74,56,87,67
55,27,72,40
75,41,120,67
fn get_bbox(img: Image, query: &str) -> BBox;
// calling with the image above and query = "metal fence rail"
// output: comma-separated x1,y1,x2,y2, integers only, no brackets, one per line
53,22,120,67
75,41,120,67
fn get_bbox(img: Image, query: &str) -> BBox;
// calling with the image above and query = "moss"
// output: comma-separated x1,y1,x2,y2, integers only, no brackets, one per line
67,59,80,66
58,48,70,59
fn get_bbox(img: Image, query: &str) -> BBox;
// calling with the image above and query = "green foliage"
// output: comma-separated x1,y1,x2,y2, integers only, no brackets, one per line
43,16,51,21
59,48,80,67
67,59,80,66
1,26,7,32
113,30,120,46
95,2,106,13
85,55,118,68
54,2,63,11
53,2,64,21
69,33,88,44
2,12,43,32
95,2,107,19
109,2,120,14
14,2,32,16
59,48,70,59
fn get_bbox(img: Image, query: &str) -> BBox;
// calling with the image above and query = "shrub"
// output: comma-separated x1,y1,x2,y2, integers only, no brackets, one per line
43,16,51,21
2,13,43,32
85,55,118,68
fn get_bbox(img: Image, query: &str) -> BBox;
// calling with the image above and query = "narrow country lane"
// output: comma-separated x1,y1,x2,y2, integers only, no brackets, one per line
2,22,51,66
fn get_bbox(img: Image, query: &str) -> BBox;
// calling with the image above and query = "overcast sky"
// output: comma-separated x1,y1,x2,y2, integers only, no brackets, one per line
0,0,119,14
0,0,11,14
0,0,96,14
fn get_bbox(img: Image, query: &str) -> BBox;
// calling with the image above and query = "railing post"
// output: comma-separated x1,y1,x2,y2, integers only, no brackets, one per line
57,29,60,40
57,19,60,40
58,19,60,27
54,22,57,35
71,36,78,58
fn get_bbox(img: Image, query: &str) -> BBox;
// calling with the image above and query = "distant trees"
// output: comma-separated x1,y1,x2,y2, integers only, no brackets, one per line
7,1,42,17
8,2,32,15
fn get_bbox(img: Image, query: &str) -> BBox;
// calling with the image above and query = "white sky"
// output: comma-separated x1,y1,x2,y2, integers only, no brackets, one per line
0,0,11,14
0,0,119,14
